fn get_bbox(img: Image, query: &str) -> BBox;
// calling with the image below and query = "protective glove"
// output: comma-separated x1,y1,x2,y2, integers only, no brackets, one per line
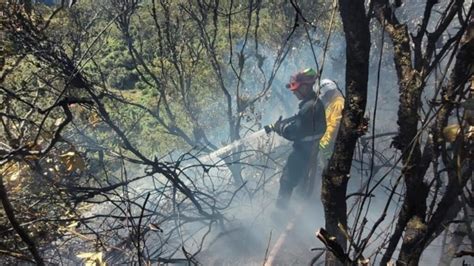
272,116,284,135
319,143,332,161
319,142,327,151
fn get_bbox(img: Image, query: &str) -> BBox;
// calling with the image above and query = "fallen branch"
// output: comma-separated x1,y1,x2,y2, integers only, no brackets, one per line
315,228,352,264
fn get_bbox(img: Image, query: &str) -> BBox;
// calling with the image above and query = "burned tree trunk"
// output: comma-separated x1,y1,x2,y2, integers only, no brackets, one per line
321,0,370,264
405,23,474,265
372,2,428,264
373,0,473,264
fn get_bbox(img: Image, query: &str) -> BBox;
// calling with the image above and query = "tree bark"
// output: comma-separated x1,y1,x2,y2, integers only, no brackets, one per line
321,0,370,265
399,20,473,266
373,1,428,264
373,2,473,263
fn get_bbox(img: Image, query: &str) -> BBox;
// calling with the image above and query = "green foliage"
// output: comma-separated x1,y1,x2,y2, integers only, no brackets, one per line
0,0,338,263
107,67,138,90
1,0,339,161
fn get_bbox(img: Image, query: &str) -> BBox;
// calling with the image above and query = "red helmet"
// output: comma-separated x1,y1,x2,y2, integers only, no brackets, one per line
286,68,318,91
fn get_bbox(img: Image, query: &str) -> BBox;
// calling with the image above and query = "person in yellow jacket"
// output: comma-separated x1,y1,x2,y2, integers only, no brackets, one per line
318,79,344,161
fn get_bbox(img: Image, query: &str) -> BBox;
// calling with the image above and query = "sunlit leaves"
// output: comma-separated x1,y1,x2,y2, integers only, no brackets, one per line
59,150,86,173
443,124,461,142
1,161,26,182
77,252,106,266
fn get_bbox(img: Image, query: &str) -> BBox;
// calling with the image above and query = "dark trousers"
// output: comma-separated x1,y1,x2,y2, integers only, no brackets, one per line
277,148,311,208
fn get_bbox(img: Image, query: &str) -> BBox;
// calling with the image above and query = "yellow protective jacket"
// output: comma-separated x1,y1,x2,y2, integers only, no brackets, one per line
320,96,344,148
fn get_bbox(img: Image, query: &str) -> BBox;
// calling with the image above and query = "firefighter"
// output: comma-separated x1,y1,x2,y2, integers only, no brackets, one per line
318,79,344,161
268,68,326,209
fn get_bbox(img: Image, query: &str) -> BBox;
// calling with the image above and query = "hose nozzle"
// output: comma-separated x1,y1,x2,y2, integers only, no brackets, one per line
264,124,274,134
